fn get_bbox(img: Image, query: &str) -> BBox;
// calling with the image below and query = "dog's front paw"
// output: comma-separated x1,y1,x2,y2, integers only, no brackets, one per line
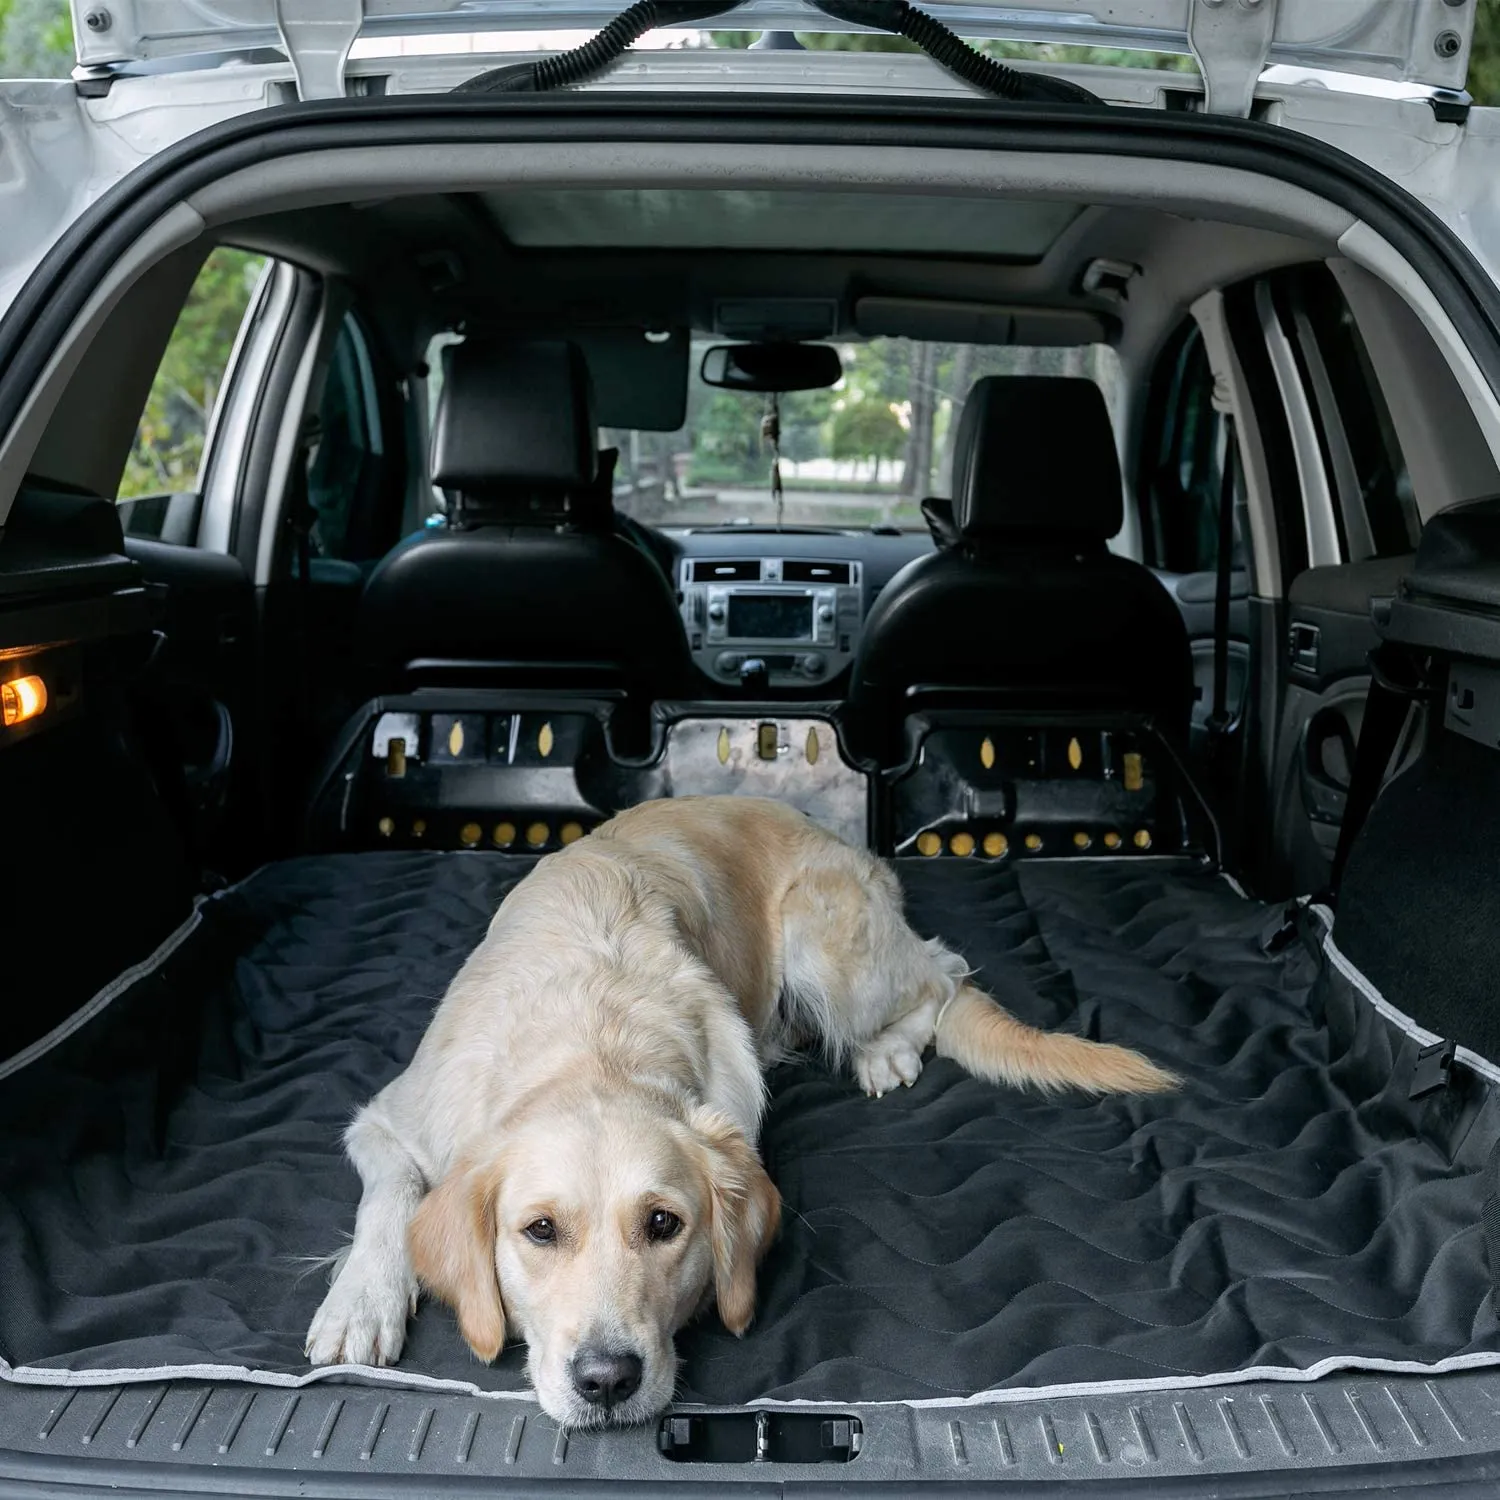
855,1033,924,1097
305,1264,416,1367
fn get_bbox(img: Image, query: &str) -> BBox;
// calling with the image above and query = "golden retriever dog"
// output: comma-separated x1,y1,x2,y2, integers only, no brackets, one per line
305,796,1174,1427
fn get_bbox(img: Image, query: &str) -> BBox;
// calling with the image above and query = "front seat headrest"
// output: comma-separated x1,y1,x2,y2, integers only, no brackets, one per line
430,339,600,517
952,376,1122,544
919,495,960,549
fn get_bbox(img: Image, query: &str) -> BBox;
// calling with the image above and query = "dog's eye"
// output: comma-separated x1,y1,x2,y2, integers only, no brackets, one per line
523,1218,556,1245
646,1208,682,1243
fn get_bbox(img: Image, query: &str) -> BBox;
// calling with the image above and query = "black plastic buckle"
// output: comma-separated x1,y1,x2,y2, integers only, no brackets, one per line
1266,900,1324,966
1411,1038,1456,1100
1265,903,1300,954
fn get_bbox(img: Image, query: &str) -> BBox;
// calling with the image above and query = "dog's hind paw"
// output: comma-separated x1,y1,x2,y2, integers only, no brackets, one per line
305,1268,415,1367
855,1032,925,1097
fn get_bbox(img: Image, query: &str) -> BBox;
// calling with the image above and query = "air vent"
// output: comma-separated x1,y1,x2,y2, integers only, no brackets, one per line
783,560,852,585
692,560,762,582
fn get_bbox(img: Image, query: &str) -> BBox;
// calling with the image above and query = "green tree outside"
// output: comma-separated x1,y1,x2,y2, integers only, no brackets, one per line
0,0,71,77
828,389,906,482
119,248,266,499
1471,2,1500,107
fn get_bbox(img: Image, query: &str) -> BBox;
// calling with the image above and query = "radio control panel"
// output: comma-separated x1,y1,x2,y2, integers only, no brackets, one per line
679,558,863,689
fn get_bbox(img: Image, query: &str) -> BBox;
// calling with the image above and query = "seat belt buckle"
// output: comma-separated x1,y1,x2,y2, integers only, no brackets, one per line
1411,1038,1456,1100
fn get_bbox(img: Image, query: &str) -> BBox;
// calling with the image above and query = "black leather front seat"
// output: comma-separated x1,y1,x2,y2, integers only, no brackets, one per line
361,339,693,723
848,375,1193,764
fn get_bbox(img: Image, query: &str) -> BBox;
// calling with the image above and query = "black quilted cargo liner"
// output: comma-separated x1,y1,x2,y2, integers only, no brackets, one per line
0,851,1497,1406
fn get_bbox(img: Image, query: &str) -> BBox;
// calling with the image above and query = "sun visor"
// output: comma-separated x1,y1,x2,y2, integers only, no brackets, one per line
569,327,689,433
854,298,1113,347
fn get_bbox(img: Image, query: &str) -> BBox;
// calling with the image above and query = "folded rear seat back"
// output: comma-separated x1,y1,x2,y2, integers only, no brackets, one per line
1329,495,1500,1311
1334,494,1500,1063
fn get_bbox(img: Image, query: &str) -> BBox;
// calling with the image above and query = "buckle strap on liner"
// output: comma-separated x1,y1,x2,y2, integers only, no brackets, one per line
1265,897,1324,967
1411,1038,1455,1101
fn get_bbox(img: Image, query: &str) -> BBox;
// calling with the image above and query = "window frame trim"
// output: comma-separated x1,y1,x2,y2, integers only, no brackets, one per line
1255,277,1342,570
198,257,300,556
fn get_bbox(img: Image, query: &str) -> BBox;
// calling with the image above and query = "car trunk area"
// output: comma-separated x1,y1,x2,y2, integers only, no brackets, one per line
3,68,1500,1490
4,846,1497,1413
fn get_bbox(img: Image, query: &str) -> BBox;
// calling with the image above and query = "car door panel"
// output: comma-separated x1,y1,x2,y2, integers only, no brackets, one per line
124,535,257,865
1270,555,1417,889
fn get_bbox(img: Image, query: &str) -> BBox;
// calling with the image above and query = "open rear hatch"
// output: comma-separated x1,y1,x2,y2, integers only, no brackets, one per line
69,0,1478,111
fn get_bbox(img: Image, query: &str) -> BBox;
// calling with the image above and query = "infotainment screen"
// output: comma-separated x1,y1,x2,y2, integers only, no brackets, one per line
726,593,813,641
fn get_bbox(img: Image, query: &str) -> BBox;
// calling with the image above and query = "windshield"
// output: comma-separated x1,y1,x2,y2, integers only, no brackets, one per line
423,336,1116,534
426,335,1119,532
609,338,1119,530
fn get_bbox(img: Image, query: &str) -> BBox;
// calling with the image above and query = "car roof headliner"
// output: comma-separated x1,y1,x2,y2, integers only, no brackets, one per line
218,184,1329,375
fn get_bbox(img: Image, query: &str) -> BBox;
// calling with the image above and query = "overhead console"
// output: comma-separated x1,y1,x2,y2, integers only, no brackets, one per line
679,556,863,690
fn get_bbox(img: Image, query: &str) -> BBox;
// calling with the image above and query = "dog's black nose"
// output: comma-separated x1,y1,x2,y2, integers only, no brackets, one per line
570,1348,643,1408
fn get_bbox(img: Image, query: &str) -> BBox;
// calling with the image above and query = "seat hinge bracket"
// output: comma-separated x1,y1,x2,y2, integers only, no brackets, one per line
1188,0,1279,119
272,0,362,101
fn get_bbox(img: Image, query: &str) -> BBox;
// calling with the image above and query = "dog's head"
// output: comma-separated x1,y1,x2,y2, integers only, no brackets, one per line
408,1089,779,1429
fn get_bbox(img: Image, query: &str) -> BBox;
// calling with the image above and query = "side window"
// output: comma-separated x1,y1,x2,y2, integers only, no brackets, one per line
1273,264,1419,561
1139,321,1244,577
302,313,386,567
118,247,267,541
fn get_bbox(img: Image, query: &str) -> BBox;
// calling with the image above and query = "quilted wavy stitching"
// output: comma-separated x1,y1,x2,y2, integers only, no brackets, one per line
0,850,1495,1405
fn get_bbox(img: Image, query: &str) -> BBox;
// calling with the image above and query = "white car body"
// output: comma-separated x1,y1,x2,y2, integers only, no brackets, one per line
1,0,1498,317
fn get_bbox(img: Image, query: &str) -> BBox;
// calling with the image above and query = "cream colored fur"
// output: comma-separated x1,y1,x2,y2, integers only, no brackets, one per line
305,796,1174,1427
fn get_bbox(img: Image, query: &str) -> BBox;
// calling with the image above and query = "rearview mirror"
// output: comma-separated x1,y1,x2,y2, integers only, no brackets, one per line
700,342,843,393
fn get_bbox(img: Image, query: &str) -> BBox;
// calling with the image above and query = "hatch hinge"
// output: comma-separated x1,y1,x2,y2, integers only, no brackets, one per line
272,0,362,100
1187,0,1279,119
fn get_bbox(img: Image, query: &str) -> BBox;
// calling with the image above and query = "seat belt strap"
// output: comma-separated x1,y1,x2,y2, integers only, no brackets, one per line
284,416,322,723
1327,644,1421,901
1208,412,1237,738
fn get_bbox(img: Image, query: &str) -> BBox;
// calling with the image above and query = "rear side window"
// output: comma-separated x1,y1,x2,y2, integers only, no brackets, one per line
1138,321,1244,577
1271,264,1419,560
303,313,387,565
118,247,267,535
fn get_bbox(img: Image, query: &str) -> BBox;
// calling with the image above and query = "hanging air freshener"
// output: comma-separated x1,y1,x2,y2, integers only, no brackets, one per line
761,393,784,532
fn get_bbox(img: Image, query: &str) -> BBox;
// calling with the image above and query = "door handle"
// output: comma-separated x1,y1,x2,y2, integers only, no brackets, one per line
1289,622,1321,675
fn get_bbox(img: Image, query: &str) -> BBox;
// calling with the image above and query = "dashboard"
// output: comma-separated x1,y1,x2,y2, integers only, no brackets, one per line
664,528,933,692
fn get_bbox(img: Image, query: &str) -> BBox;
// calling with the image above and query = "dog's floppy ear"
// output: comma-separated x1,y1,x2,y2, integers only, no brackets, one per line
408,1158,506,1361
687,1106,781,1337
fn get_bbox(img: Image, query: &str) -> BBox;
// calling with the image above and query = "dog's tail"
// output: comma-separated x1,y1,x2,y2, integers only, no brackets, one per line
934,985,1178,1096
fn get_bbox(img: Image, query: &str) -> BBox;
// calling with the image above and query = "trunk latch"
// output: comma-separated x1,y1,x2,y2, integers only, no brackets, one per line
658,1411,861,1463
